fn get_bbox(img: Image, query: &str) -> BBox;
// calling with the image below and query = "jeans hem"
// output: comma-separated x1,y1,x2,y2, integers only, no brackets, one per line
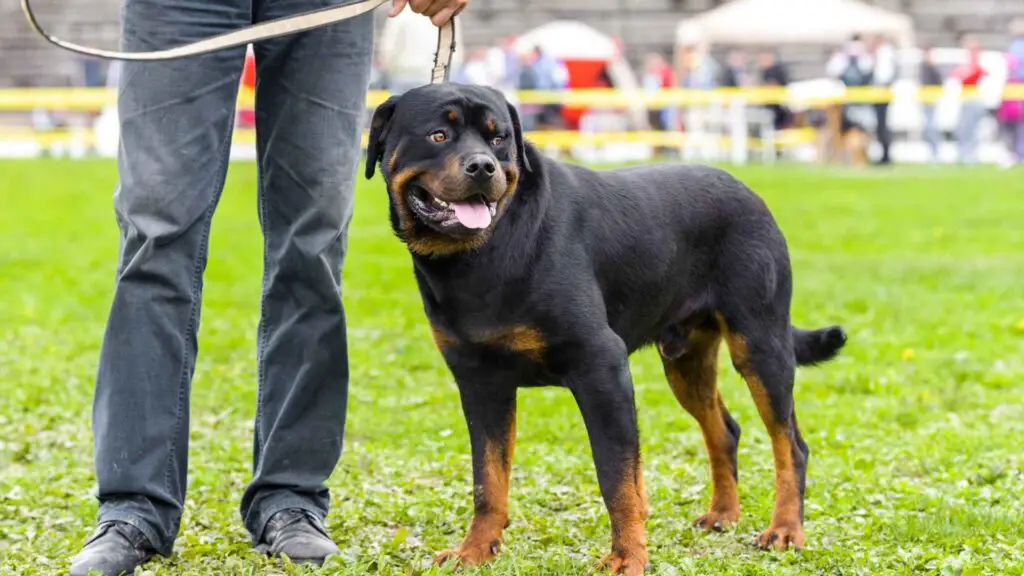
96,509,173,557
246,493,330,546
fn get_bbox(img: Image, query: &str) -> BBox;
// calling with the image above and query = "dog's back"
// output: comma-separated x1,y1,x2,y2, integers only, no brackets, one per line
532,154,789,353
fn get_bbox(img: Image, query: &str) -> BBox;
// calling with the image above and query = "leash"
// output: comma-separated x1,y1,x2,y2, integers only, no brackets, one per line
20,0,456,83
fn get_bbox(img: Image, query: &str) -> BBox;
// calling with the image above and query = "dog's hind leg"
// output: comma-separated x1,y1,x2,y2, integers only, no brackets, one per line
720,314,807,551
659,325,742,532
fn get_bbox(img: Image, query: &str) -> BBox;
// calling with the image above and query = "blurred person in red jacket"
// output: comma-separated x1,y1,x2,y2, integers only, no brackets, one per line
953,33,987,164
642,52,676,130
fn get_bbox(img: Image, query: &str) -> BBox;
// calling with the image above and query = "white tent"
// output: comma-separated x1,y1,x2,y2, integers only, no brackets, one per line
675,0,915,47
513,20,621,60
512,20,639,94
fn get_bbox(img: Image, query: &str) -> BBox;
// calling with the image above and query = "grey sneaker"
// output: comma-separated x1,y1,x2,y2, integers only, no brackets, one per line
256,508,340,565
69,521,156,576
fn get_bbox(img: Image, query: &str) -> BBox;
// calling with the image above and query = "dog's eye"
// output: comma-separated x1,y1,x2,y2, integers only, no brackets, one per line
491,135,504,146
430,131,448,143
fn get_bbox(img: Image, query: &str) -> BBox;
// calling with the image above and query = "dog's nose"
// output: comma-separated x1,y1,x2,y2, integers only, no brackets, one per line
464,154,497,182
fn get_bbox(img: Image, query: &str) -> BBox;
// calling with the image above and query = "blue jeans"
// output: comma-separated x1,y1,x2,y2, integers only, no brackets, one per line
92,0,373,556
922,105,940,161
957,99,986,165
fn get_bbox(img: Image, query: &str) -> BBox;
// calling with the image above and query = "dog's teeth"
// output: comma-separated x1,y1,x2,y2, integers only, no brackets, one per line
433,198,449,208
488,204,496,217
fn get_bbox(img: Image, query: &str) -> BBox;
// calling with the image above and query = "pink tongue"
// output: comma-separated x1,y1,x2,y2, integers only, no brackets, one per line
451,200,492,229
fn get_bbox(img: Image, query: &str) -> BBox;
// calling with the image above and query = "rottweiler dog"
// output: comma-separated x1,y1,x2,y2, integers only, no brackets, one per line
365,83,847,575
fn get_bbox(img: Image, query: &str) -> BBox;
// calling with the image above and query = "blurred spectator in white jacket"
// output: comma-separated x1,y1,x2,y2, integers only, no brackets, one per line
378,8,464,94
454,47,500,86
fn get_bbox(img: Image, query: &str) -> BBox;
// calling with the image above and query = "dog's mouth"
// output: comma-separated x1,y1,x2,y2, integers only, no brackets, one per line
407,184,497,234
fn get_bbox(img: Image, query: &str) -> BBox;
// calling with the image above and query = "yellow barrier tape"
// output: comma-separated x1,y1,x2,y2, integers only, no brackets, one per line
0,126,819,151
2,85,1024,112
0,126,97,146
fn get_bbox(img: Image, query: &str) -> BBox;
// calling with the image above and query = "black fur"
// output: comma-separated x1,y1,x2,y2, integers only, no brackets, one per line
366,83,847,565
793,326,848,366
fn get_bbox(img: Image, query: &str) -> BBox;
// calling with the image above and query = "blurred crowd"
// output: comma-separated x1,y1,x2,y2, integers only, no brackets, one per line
368,12,1024,167
17,9,1024,167
372,9,572,130
822,30,1024,166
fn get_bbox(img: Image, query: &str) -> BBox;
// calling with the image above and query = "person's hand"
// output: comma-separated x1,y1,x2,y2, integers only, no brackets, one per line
389,0,467,27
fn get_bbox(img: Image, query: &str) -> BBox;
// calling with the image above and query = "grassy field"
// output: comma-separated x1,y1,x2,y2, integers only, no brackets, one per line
1,159,1023,576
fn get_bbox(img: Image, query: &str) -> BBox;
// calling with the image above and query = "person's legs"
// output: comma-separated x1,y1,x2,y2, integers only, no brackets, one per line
239,0,374,547
1016,118,1024,161
88,0,248,560
957,100,983,165
874,102,892,164
922,105,940,162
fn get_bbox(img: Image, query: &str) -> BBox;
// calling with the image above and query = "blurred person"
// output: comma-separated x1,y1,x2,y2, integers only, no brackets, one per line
827,34,875,164
642,52,676,130
531,46,569,90
595,64,614,88
79,56,106,88
720,49,750,88
526,47,569,129
952,33,986,165
516,49,540,130
26,81,55,132
66,0,469,575
454,46,496,85
870,35,898,165
675,44,718,137
485,35,521,103
484,39,515,101
998,19,1024,165
677,44,718,90
920,45,945,161
379,4,464,94
758,50,791,130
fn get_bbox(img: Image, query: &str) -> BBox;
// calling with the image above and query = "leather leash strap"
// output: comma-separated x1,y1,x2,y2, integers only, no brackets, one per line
20,0,456,83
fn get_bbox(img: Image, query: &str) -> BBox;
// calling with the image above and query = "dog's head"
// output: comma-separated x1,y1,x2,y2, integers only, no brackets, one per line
365,83,532,257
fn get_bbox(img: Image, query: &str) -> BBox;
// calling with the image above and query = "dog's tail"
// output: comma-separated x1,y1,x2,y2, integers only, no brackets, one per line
793,325,847,366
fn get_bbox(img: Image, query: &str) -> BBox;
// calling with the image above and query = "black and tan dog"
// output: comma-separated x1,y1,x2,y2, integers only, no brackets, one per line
365,83,847,574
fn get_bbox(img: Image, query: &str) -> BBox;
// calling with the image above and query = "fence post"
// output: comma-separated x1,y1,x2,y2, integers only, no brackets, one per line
729,97,748,165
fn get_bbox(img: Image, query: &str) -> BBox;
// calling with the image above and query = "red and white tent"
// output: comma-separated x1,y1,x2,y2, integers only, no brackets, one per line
513,21,644,129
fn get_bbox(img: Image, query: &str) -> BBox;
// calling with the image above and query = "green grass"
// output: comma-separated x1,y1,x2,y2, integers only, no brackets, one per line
2,159,1023,576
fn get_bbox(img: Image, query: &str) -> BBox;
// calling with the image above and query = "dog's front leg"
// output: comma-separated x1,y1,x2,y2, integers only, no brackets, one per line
568,336,648,576
434,382,517,569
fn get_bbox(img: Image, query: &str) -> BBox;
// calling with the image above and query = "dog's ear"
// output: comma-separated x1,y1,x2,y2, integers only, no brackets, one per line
365,95,399,180
506,102,532,174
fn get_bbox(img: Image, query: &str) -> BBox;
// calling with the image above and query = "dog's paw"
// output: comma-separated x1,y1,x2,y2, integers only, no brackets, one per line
692,508,740,532
596,547,648,576
433,540,500,570
755,523,805,551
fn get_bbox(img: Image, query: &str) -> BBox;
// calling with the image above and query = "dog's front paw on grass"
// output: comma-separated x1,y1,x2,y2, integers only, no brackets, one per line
755,523,805,551
433,540,500,570
596,547,648,576
693,508,740,532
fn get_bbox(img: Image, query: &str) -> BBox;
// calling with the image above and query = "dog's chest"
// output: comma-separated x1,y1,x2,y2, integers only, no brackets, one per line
416,261,548,363
426,294,546,365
